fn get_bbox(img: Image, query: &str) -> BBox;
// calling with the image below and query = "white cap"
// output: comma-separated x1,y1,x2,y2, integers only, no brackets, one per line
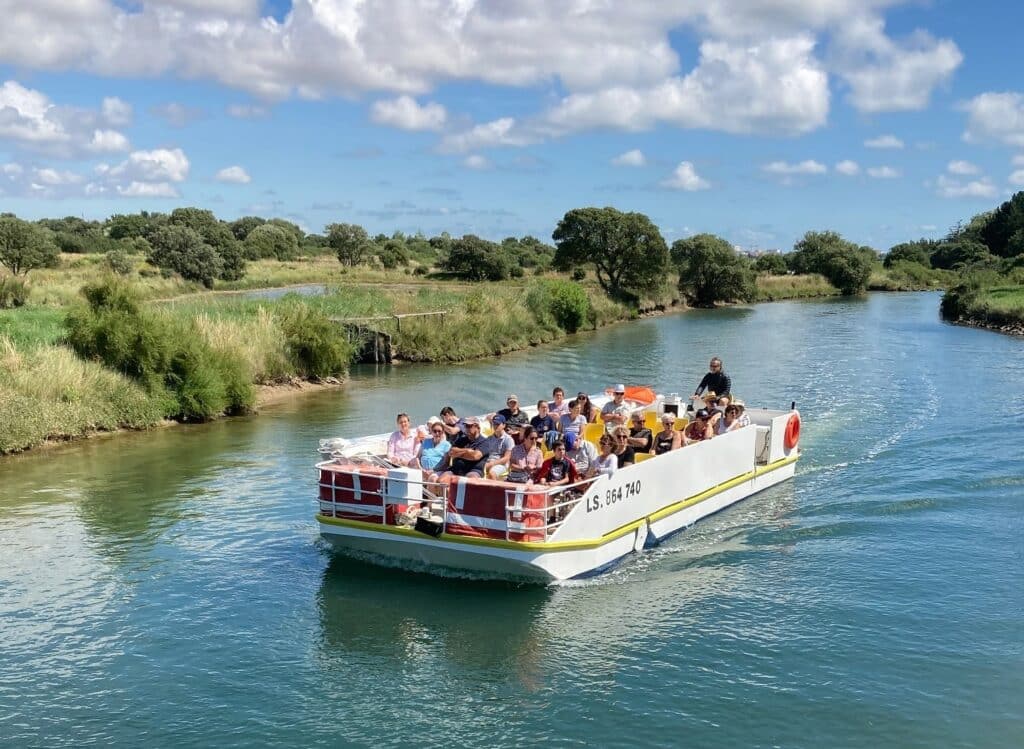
613,384,626,393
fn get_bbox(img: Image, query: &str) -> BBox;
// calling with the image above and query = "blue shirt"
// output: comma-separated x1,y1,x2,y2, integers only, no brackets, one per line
530,413,556,436
418,437,451,470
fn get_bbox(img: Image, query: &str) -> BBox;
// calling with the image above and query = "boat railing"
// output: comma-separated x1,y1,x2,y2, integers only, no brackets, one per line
317,460,449,527
502,477,596,542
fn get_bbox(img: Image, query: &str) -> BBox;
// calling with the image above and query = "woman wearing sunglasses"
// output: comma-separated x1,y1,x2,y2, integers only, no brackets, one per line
576,392,599,423
415,416,451,476
508,426,543,483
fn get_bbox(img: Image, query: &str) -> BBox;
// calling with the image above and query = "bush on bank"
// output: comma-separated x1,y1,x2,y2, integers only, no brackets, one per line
524,279,592,333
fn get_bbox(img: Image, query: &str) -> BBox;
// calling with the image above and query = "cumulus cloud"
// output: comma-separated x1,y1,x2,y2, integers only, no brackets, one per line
660,161,710,191
371,96,447,131
215,165,251,183
440,117,537,153
961,92,1024,147
101,97,133,126
106,148,190,182
226,103,269,118
935,174,997,199
762,159,827,175
835,159,860,175
1008,170,1024,187
612,149,646,167
151,102,206,128
87,129,130,153
462,154,492,170
116,181,180,198
1013,154,1024,167
947,160,979,176
865,134,903,149
867,166,900,178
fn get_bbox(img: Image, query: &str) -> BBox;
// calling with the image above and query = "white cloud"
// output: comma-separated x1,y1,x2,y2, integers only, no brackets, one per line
1013,155,1024,167
947,160,979,176
440,117,537,153
1009,170,1024,187
833,16,962,112
371,96,447,131
462,154,492,170
660,161,710,191
867,166,900,178
215,165,251,183
762,159,827,175
151,102,205,127
835,159,860,176
101,97,132,126
935,174,997,199
108,148,190,183
87,129,130,153
611,149,646,167
865,134,903,149
962,92,1024,147
226,103,268,119
116,181,180,198
34,167,83,186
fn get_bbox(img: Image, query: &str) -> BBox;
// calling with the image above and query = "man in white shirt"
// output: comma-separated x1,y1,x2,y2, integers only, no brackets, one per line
601,383,632,434
564,432,598,477
483,415,514,479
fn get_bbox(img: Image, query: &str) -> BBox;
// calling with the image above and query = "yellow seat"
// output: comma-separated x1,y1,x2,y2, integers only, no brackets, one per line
582,422,605,445
643,411,659,432
675,418,689,432
634,451,654,463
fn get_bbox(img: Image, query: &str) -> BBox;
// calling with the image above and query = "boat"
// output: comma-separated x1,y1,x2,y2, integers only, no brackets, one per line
315,390,801,582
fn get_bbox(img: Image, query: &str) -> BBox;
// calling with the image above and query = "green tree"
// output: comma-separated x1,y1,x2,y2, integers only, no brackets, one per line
0,217,60,276
930,239,994,270
106,211,166,240
789,230,873,295
754,253,788,275
168,207,246,281
267,218,305,246
229,215,266,241
441,235,514,281
244,224,298,261
327,223,370,266
980,192,1024,257
552,207,669,300
376,238,410,269
148,225,224,288
672,233,755,307
884,240,937,268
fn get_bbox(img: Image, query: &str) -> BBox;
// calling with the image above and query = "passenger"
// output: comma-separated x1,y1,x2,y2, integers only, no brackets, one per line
564,432,597,477
592,434,618,477
716,404,743,435
387,412,420,466
437,416,488,478
576,392,599,423
600,383,631,433
627,411,653,452
703,393,722,431
694,357,732,399
530,400,558,449
439,406,464,442
415,416,451,474
652,414,681,454
732,399,751,428
612,426,636,466
508,426,543,483
558,399,587,439
496,393,531,436
483,415,515,480
548,386,569,417
535,440,580,486
683,409,714,444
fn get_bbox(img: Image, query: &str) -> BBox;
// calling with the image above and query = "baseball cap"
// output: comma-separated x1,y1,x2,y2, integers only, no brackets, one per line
695,409,711,420
506,393,518,402
426,415,442,426
491,414,507,425
463,416,480,426
613,384,626,393
564,432,578,449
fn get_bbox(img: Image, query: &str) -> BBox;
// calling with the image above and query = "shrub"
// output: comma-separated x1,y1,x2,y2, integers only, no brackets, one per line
148,224,224,288
441,235,514,281
0,277,29,309
244,224,298,261
571,268,586,281
789,231,872,295
754,253,788,275
0,217,60,276
276,302,353,378
673,233,756,306
525,279,592,333
377,239,410,269
105,249,134,276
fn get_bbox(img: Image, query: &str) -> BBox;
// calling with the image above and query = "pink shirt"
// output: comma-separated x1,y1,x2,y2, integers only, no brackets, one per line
387,430,418,464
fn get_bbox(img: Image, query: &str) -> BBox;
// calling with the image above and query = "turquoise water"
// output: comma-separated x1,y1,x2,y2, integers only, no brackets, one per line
1,292,1022,747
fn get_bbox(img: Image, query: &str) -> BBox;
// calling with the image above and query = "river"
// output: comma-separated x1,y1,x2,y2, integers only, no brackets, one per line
1,292,1022,747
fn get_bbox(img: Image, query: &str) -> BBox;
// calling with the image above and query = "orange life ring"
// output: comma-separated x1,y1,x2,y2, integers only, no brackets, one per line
784,413,801,450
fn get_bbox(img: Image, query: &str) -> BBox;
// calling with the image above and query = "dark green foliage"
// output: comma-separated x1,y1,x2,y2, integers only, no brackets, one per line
754,253,788,275
148,225,224,288
327,223,371,266
0,217,60,276
930,239,994,270
570,268,586,281
884,240,937,268
64,279,253,420
525,279,593,332
441,235,514,281
552,206,669,300
672,233,756,307
789,230,873,295
168,207,246,281
229,215,266,241
105,249,134,276
276,301,353,378
376,239,410,269
107,212,160,240
267,218,305,246
501,236,555,269
979,192,1024,257
244,224,298,261
0,277,29,308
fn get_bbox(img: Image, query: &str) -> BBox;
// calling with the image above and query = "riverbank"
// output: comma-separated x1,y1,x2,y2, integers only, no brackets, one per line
940,283,1024,337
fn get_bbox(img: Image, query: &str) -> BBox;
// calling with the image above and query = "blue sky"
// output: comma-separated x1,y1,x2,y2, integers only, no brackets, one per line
1,1,1023,251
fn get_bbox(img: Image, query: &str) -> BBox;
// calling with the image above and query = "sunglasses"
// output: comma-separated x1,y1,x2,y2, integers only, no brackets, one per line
431,428,444,434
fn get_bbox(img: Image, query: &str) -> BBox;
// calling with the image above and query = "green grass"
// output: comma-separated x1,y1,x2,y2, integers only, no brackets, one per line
977,285,1024,314
754,273,839,301
0,308,65,348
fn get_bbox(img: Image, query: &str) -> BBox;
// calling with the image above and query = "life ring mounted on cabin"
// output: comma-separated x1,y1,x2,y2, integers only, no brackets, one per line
783,413,801,450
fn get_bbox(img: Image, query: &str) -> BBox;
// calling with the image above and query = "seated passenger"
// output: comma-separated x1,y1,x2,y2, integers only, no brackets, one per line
483,415,515,480
652,414,681,454
683,409,714,444
387,412,420,467
530,400,558,449
548,386,569,417
716,404,744,435
437,416,488,478
627,411,653,452
508,426,543,483
439,406,464,442
535,440,580,486
558,399,587,439
612,426,636,466
592,434,618,477
564,432,597,477
732,399,751,428
415,416,451,474
576,392,599,423
600,384,631,433
496,393,531,436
